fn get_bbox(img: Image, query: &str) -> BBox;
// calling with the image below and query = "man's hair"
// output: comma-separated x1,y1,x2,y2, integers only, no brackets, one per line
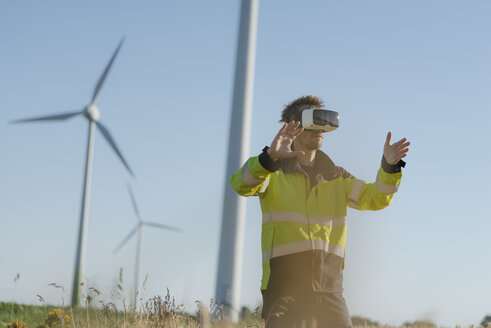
280,95,324,123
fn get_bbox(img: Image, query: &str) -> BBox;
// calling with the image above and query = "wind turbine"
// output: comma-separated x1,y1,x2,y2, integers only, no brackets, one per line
10,38,134,306
216,0,259,322
112,184,182,309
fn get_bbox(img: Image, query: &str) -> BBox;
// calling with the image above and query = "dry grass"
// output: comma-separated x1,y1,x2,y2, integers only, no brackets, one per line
3,274,490,328
4,297,490,328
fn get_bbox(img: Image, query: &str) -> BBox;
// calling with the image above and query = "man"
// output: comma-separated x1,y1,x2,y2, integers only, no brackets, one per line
231,95,410,327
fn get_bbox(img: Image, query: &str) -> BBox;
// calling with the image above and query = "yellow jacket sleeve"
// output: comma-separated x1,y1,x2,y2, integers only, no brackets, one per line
345,167,402,211
231,156,272,197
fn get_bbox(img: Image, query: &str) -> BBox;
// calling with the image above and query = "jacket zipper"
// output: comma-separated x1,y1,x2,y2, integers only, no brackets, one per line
306,173,324,290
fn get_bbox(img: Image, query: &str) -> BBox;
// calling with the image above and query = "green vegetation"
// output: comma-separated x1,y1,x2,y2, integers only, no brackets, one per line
0,299,258,328
1,303,50,328
482,316,491,328
1,302,125,328
1,301,490,327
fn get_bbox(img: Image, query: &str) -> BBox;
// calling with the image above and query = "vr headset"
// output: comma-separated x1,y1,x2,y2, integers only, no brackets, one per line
301,109,339,132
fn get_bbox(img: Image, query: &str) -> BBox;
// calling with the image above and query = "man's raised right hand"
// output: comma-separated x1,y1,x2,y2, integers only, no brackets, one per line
267,121,305,161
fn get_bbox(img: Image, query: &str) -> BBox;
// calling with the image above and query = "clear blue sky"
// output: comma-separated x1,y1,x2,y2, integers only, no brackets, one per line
1,1,491,326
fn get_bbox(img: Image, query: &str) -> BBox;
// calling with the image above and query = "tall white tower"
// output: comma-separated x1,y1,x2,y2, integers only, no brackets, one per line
215,0,259,322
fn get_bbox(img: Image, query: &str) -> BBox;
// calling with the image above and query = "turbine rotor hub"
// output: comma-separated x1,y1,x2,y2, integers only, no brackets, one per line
84,105,100,122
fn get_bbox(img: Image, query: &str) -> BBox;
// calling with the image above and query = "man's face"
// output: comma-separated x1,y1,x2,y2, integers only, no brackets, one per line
295,128,325,151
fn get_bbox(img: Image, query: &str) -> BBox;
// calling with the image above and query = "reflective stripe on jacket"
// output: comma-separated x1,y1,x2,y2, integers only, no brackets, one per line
231,149,403,291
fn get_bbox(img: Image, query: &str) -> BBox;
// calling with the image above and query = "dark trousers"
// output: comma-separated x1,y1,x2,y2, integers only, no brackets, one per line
261,290,352,328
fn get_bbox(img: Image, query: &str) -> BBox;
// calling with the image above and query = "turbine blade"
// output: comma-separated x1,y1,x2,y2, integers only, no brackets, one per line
144,221,182,233
96,121,135,177
91,38,124,105
127,184,142,222
112,226,138,255
10,110,82,124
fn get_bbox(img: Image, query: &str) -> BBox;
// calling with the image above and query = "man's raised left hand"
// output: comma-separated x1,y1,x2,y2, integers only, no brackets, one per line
384,132,410,165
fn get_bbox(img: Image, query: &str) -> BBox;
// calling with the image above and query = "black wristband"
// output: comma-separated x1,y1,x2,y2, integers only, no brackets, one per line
381,156,406,173
258,146,281,172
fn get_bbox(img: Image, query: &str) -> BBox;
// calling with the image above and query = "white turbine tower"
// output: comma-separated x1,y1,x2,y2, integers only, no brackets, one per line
215,0,259,322
112,184,182,309
11,38,133,306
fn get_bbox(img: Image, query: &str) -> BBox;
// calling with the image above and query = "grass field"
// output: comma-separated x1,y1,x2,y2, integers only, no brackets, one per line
1,299,251,328
2,285,490,328
1,300,490,328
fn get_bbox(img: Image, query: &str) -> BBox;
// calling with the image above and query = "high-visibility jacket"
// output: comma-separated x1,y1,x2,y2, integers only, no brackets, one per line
231,148,403,292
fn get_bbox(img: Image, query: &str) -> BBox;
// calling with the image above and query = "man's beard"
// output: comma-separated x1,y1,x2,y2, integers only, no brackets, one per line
298,140,322,151
306,139,322,150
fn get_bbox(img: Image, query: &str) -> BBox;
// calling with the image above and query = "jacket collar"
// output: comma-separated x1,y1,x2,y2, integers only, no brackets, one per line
280,149,339,181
